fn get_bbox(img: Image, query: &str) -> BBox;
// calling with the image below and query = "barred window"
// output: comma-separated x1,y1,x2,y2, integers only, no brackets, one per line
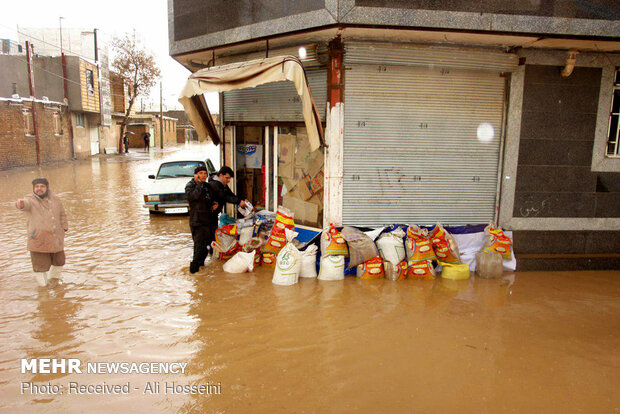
53,112,63,135
606,68,620,157
23,109,34,135
76,113,85,127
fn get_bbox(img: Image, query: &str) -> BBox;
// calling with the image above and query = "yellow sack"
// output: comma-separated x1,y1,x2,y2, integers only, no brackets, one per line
357,256,385,279
483,224,513,259
430,223,460,264
407,260,436,280
320,224,349,256
261,252,277,267
263,207,295,254
441,263,470,280
384,260,408,281
406,225,436,262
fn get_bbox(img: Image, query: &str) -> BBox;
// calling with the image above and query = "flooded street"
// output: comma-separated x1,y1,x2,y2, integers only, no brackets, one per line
0,144,619,413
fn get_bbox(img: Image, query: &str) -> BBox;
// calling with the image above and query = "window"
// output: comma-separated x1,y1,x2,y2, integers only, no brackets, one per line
23,109,34,135
606,68,620,157
53,112,63,135
76,113,85,127
86,69,94,94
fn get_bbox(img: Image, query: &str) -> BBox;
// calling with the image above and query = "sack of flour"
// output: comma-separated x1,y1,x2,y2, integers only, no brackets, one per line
356,256,385,279
300,245,318,278
384,260,408,281
407,260,436,280
482,223,513,259
263,207,295,254
405,225,436,262
430,223,460,264
320,224,349,256
223,250,256,273
376,228,406,265
341,226,379,268
318,255,345,281
272,229,301,286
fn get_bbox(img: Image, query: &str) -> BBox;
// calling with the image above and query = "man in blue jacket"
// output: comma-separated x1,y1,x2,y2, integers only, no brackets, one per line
185,166,218,274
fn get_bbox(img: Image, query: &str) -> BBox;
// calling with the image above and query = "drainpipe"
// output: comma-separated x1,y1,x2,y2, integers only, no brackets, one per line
62,52,76,160
561,50,579,78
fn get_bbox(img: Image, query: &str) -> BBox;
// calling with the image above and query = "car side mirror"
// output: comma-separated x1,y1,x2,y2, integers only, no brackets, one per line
148,174,155,179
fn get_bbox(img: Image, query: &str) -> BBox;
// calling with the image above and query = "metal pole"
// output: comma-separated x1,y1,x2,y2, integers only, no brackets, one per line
159,81,164,149
26,41,41,166
264,126,270,211
59,17,63,56
273,126,279,210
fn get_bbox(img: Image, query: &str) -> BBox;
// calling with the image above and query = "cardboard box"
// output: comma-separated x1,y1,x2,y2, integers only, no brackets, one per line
283,195,320,227
295,131,311,168
307,151,324,177
278,134,295,179
298,175,314,201
310,168,324,193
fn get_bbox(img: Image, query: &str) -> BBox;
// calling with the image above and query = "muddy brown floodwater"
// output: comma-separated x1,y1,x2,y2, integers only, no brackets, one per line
0,144,619,414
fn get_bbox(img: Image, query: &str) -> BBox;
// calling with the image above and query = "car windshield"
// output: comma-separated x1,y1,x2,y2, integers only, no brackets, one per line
156,161,205,179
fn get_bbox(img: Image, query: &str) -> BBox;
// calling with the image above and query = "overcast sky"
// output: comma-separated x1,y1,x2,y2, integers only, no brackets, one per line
0,0,219,112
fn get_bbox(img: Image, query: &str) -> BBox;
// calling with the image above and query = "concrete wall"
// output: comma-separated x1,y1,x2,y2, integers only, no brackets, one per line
0,100,73,170
0,55,30,98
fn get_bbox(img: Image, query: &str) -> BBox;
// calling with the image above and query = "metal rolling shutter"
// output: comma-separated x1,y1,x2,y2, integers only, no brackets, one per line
343,64,505,227
223,69,327,122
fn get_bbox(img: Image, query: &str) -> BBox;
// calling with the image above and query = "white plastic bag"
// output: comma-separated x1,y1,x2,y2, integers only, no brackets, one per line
223,250,256,273
318,255,345,281
376,228,406,265
272,229,301,286
299,245,318,278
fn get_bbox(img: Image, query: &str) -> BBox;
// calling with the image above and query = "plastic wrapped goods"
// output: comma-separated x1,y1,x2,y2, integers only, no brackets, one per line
407,260,436,280
441,263,470,280
356,256,385,279
263,207,295,254
238,226,254,247
318,255,345,281
482,224,513,259
376,228,406,265
320,225,349,256
430,223,461,264
272,229,301,286
212,225,240,261
384,260,408,281
299,245,318,278
223,251,256,273
405,225,436,262
341,226,379,268
262,252,277,267
475,250,503,279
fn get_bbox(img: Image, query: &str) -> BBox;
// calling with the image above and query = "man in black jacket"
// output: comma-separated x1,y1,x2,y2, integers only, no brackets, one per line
206,166,249,239
185,166,218,274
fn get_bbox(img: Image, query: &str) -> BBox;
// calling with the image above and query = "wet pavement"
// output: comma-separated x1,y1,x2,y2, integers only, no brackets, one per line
0,143,619,413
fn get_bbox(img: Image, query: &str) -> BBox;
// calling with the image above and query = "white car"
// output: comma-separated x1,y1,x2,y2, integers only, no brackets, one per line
143,158,216,214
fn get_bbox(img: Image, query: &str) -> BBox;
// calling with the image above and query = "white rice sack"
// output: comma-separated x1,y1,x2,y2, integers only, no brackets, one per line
238,226,254,247
376,228,406,265
318,255,345,281
452,231,516,272
223,250,256,273
272,229,301,286
299,244,318,278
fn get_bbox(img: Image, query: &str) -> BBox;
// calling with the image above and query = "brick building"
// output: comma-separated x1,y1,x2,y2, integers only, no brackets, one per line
0,97,72,170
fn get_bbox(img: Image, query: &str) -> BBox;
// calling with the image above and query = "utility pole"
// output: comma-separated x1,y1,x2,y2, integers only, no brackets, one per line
159,81,163,149
59,17,63,56
26,41,41,166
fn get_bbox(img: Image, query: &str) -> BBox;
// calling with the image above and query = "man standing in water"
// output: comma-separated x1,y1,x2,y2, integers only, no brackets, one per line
185,166,218,274
15,178,68,287
207,166,250,243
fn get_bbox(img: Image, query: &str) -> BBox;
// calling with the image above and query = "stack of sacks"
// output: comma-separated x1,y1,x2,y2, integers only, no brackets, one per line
223,250,256,273
376,227,407,281
476,224,513,279
299,244,318,278
211,225,240,261
272,229,301,286
262,207,295,267
405,225,436,280
236,216,255,247
318,224,348,281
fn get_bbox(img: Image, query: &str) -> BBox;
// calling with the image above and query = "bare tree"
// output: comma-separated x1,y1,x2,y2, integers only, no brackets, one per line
111,33,160,153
